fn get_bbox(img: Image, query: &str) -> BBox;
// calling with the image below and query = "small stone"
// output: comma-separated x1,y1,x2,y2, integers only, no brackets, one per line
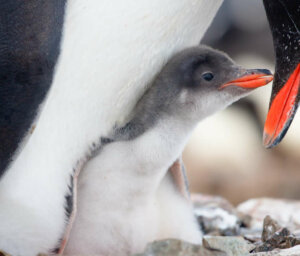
262,216,282,242
252,216,300,253
203,236,255,256
251,245,300,255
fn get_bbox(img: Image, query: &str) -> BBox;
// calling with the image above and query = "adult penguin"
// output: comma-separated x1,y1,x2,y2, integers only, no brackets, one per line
263,0,300,148
0,1,222,255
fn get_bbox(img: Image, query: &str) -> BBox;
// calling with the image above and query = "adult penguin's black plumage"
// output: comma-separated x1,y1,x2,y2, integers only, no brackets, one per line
0,1,66,175
263,0,300,148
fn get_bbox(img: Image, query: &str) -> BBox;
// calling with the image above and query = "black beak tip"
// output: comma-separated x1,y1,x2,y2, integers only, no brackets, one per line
264,136,282,149
264,114,296,149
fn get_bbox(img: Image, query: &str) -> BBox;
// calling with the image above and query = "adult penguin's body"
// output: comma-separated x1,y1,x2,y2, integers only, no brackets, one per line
0,1,223,255
263,0,300,148
65,46,273,255
0,1,66,177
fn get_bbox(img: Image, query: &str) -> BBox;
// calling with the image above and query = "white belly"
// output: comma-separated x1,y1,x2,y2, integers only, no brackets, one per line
65,135,202,255
0,0,222,255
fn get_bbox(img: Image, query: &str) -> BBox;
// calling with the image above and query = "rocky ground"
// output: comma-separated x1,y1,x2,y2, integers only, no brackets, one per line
136,195,300,256
1,195,298,256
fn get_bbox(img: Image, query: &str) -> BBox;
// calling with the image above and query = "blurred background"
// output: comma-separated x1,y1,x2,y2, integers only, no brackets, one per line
183,0,300,205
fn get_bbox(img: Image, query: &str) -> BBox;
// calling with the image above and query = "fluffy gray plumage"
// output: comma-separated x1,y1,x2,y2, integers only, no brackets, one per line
110,45,245,141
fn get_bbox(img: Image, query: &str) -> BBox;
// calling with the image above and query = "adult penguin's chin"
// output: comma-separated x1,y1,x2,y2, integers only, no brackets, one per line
262,0,300,148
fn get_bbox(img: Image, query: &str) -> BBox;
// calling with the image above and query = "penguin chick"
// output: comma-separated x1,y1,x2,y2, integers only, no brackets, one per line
65,45,273,256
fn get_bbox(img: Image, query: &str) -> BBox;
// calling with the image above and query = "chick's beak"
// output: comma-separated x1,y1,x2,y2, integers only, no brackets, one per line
219,69,273,90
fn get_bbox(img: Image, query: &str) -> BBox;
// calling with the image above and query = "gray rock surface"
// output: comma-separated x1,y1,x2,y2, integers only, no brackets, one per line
134,239,226,256
193,196,300,256
203,236,255,256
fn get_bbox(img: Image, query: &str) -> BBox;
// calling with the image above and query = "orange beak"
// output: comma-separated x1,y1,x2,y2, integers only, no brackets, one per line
220,69,273,90
262,0,300,148
263,64,300,148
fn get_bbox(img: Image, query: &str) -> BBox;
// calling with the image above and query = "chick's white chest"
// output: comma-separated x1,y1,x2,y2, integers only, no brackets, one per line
66,121,199,255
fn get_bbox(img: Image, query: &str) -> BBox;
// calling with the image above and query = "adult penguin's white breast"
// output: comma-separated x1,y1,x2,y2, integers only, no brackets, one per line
0,0,222,254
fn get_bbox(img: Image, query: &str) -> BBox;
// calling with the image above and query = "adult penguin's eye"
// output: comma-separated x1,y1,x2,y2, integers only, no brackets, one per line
202,72,214,81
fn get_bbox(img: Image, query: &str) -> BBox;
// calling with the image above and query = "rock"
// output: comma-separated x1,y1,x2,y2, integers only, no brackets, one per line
189,196,300,255
237,198,300,231
192,194,248,236
203,236,255,256
252,216,300,253
240,227,262,243
251,245,300,255
133,239,226,256
262,216,282,242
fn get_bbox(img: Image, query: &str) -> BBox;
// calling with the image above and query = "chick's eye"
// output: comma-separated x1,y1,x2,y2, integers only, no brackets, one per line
202,72,214,81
